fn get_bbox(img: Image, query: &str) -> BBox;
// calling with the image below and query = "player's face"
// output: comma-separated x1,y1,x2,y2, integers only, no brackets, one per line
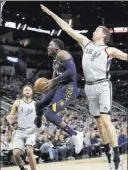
93,27,105,41
23,86,33,98
47,41,58,56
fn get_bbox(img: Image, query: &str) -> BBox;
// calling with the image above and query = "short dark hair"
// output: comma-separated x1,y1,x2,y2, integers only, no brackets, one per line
98,26,111,44
51,38,64,49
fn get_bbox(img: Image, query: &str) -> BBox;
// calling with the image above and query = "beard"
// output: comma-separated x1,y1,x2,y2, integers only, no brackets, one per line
23,94,32,98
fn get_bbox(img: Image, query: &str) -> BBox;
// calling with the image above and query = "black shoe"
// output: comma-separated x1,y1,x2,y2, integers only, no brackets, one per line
114,156,123,170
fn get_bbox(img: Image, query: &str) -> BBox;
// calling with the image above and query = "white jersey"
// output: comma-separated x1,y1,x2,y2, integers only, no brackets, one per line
82,41,112,82
17,99,36,128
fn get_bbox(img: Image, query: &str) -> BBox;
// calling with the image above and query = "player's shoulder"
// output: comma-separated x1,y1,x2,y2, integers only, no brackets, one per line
13,99,21,106
105,46,115,56
58,50,69,55
82,41,93,50
58,50,70,60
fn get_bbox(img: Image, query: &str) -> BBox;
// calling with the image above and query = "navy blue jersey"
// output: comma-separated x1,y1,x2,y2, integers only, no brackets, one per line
53,56,77,84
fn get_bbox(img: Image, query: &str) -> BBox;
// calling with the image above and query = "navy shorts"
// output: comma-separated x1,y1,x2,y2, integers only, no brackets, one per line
37,83,78,113
49,83,78,113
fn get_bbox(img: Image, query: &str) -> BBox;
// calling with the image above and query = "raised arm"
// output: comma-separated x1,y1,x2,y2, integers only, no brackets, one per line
40,4,90,48
107,47,128,60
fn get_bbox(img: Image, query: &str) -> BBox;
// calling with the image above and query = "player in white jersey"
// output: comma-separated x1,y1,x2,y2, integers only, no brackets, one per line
6,85,38,170
40,4,127,170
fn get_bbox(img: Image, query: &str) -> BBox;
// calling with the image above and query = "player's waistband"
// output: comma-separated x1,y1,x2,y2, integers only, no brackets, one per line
86,78,109,85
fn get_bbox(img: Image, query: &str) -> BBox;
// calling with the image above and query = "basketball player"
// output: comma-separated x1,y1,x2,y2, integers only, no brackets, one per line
40,4,127,170
26,38,83,154
6,85,37,170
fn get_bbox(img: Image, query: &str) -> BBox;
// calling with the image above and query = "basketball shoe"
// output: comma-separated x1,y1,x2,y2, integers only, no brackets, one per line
105,147,114,170
114,156,123,170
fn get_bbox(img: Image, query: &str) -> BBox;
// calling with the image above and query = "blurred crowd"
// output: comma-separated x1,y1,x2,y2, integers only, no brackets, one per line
112,81,128,104
0,74,128,167
1,108,127,166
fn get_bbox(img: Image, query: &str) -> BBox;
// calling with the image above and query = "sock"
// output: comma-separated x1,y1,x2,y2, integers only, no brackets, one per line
113,146,120,158
63,125,77,136
104,143,110,153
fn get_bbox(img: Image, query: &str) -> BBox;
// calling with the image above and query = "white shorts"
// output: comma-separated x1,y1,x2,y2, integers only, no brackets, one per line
84,81,112,118
13,128,36,153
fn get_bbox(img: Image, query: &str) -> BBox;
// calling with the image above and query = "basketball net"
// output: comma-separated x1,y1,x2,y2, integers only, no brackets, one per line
0,0,6,26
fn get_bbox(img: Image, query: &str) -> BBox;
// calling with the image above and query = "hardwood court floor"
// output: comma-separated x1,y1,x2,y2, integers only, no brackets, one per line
1,154,127,170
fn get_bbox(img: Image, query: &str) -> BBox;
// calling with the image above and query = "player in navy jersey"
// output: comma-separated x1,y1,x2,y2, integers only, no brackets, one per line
26,38,83,154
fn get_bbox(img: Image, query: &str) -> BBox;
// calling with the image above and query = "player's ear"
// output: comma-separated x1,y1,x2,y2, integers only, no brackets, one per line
55,45,59,51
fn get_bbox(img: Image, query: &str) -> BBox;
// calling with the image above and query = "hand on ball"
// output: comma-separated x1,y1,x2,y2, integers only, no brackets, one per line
43,79,56,93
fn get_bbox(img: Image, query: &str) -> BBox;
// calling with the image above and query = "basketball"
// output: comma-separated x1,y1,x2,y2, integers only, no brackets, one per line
34,77,48,93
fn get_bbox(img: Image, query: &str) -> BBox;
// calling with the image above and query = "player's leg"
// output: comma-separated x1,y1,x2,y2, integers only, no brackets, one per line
99,82,122,170
26,146,36,170
13,149,25,170
45,108,83,154
44,84,83,154
85,85,114,170
95,116,114,170
44,84,78,134
34,89,55,127
13,137,27,170
45,106,77,136
95,116,112,154
25,134,37,170
100,115,118,148
95,117,109,145
88,97,111,150
100,114,123,170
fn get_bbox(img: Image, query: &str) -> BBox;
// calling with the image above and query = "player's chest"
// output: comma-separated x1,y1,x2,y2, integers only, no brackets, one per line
83,47,107,64
53,60,64,71
18,104,34,116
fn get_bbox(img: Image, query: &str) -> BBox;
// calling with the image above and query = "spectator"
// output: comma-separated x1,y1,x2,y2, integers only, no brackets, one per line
40,135,58,162
118,128,127,154
83,133,92,158
90,132,102,157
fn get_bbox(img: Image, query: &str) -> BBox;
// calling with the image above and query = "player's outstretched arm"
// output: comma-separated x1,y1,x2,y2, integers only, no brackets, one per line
107,47,128,60
40,4,90,48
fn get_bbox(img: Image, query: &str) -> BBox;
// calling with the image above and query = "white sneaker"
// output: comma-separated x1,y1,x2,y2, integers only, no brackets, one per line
25,124,45,135
72,131,83,154
106,147,115,170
